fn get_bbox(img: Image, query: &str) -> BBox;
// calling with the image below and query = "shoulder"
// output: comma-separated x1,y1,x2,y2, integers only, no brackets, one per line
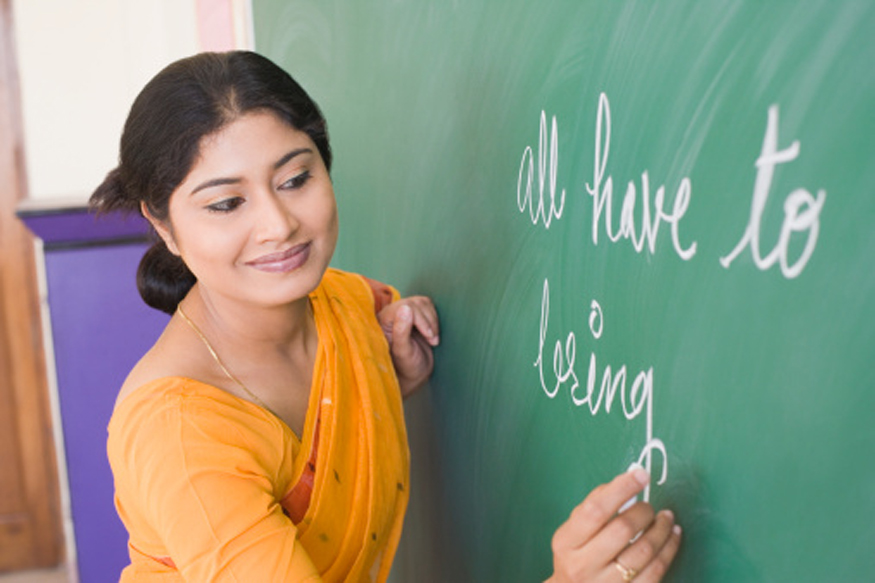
318,268,399,312
115,315,233,406
110,377,282,441
108,377,292,479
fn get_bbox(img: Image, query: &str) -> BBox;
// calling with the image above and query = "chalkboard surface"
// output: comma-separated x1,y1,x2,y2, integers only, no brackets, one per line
253,2,875,581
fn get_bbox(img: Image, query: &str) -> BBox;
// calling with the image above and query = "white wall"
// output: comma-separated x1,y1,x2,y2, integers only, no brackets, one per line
12,0,254,202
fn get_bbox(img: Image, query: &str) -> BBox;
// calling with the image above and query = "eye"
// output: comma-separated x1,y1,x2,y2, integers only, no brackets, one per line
279,170,311,191
207,196,245,213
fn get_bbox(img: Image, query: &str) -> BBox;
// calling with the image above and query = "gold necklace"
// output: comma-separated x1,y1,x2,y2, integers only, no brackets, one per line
176,304,273,413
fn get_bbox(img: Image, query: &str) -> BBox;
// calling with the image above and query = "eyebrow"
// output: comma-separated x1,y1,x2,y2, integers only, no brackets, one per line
190,147,314,195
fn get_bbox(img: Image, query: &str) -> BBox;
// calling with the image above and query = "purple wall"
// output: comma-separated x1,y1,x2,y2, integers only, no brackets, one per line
20,206,168,583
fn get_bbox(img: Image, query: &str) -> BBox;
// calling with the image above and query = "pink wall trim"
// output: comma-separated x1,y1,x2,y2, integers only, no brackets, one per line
196,0,237,51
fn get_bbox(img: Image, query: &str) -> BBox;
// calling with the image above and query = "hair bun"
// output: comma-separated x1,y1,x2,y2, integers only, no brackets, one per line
137,242,196,314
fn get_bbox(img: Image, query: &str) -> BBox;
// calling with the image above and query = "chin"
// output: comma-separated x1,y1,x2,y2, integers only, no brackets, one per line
260,264,329,305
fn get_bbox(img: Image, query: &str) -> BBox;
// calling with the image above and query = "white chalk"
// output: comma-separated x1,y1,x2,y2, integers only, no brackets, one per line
619,462,647,513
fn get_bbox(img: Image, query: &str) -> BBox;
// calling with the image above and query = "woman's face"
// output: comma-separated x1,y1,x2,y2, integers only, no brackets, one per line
153,111,338,309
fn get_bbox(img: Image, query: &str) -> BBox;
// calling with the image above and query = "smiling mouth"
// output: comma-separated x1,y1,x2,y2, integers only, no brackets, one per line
245,243,311,273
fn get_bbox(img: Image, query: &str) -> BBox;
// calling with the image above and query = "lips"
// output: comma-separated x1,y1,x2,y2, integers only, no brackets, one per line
245,242,311,273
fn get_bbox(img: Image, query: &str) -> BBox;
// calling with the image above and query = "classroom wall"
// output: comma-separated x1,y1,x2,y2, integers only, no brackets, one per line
12,0,252,202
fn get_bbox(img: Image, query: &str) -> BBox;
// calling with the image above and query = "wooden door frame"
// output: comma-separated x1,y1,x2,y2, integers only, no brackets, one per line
0,0,64,571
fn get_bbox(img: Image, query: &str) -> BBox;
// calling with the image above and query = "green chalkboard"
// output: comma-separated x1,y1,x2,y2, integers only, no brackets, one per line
253,2,875,581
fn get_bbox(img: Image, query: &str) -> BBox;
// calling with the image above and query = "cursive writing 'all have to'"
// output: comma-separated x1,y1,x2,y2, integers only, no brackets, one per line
517,92,826,279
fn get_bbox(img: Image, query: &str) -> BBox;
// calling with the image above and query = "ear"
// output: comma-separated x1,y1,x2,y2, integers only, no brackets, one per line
140,201,181,256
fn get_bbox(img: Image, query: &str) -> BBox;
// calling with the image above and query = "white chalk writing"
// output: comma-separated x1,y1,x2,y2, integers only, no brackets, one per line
535,278,668,501
719,105,826,278
585,93,697,260
515,94,825,276
514,92,826,496
517,110,565,229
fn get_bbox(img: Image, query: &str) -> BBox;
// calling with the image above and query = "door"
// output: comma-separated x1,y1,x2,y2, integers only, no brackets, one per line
0,0,64,571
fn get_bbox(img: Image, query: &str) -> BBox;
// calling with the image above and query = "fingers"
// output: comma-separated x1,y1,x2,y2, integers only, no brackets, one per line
554,468,651,553
610,509,681,582
586,501,655,560
405,296,440,346
549,469,682,583
390,304,416,359
646,518,682,581
380,296,440,346
380,296,439,397
391,306,434,370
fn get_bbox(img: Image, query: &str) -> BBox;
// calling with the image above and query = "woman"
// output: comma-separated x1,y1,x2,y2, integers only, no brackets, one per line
92,51,680,582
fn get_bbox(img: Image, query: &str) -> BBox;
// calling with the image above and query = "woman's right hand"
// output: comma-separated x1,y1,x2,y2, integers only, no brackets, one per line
546,468,682,582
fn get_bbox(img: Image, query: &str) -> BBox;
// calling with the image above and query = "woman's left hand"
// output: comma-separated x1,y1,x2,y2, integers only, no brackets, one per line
378,296,440,398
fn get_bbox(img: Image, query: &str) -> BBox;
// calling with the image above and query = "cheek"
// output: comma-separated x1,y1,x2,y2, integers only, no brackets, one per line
315,190,339,235
326,202,340,247
174,222,247,272
327,200,339,232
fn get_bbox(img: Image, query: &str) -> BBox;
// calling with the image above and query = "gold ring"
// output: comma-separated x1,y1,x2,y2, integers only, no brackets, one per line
614,559,638,581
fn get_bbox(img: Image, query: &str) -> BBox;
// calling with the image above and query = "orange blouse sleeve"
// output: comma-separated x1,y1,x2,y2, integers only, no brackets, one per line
111,386,321,582
362,276,400,314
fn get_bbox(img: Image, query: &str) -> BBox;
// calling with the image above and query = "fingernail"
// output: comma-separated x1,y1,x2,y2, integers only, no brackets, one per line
400,306,412,321
633,469,650,486
673,524,683,536
660,509,674,521
627,463,650,486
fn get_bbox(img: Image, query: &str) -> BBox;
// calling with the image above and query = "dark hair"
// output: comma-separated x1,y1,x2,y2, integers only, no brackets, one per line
89,50,332,314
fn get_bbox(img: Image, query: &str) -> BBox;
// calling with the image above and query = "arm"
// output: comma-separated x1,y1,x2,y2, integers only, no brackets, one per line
123,396,322,582
546,468,682,582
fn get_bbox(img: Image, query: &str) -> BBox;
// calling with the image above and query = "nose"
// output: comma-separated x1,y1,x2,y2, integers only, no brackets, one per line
252,190,298,244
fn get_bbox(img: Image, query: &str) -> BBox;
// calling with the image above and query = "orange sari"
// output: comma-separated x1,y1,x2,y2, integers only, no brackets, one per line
107,269,409,582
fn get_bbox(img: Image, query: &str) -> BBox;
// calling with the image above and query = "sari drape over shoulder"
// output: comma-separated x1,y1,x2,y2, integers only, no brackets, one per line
107,269,410,582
